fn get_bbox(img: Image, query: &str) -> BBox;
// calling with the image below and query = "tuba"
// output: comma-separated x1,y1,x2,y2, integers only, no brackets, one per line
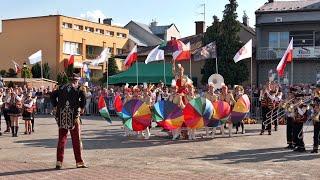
208,74,224,90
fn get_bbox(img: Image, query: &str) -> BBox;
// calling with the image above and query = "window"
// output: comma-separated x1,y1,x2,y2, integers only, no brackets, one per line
116,48,123,55
117,32,127,38
95,28,104,34
290,31,314,47
269,32,289,48
63,41,81,55
73,24,83,30
107,47,114,54
106,30,114,36
62,22,72,29
315,31,320,46
87,46,94,55
85,26,94,32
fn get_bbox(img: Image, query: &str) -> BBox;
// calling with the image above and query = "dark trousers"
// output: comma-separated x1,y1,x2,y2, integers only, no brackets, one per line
286,116,294,145
261,107,271,132
293,122,305,148
313,121,320,150
57,122,83,164
3,109,11,129
236,122,244,132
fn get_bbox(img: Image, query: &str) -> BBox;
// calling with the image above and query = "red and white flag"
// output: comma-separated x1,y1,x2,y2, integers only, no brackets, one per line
68,54,74,66
277,38,293,77
233,39,252,63
64,54,74,68
12,60,21,73
173,40,191,61
124,45,138,68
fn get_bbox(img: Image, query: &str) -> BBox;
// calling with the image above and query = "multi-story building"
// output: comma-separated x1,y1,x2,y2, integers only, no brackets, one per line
256,0,320,85
0,15,129,80
125,20,181,47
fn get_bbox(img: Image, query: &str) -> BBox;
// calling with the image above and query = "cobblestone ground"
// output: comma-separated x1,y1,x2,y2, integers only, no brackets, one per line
0,116,319,179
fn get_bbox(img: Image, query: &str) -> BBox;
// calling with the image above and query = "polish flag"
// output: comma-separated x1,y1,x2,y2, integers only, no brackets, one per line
277,38,293,77
173,40,191,61
68,54,74,66
124,45,138,68
12,60,21,73
64,54,74,68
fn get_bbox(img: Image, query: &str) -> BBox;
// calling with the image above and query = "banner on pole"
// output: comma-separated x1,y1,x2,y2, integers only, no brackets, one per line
193,42,217,61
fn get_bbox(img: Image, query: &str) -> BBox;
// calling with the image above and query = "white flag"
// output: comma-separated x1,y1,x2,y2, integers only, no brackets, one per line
233,39,252,63
28,50,42,64
145,45,164,64
92,48,109,66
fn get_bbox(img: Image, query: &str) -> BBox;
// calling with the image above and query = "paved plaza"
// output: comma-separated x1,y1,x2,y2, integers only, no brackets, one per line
0,116,319,179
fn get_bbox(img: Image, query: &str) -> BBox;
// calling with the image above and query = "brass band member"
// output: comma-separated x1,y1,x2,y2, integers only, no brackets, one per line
283,88,296,149
260,83,269,135
311,85,320,153
260,82,277,135
293,94,307,153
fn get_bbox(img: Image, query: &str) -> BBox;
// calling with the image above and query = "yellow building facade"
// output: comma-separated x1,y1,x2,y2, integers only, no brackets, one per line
0,15,129,80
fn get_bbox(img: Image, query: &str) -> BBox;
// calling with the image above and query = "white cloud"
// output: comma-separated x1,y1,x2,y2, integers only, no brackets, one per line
80,10,106,22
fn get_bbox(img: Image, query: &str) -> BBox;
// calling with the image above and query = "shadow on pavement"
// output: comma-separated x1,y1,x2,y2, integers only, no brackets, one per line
15,128,210,150
189,147,319,164
0,168,59,176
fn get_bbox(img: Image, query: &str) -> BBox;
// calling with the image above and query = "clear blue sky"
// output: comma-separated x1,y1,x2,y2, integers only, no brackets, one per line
0,0,267,36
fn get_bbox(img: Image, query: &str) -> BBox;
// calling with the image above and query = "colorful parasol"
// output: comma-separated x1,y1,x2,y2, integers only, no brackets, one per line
114,94,123,113
122,99,152,131
98,95,112,124
230,94,251,123
211,100,231,127
183,97,213,129
153,100,184,130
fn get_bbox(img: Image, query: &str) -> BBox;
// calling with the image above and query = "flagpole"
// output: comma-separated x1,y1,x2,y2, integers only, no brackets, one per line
291,60,293,85
163,60,166,85
215,57,218,74
250,57,253,117
106,60,109,90
136,62,138,86
189,58,192,80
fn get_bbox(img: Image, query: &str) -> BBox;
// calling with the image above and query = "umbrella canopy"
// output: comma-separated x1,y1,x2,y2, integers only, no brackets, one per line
153,100,184,130
122,99,152,131
230,94,251,123
183,97,213,129
211,100,231,127
98,95,112,124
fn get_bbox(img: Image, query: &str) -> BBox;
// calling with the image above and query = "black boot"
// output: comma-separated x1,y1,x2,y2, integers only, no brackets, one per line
311,149,318,153
15,126,19,137
11,126,15,137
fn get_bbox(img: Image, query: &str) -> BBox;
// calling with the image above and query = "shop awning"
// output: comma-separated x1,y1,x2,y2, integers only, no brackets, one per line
108,62,173,85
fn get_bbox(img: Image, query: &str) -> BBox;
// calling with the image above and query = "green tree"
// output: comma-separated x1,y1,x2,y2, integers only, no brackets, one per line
0,70,6,77
31,63,51,79
21,65,32,78
57,72,69,85
201,15,222,84
31,63,41,78
65,64,74,77
202,0,248,85
108,57,119,76
6,68,17,78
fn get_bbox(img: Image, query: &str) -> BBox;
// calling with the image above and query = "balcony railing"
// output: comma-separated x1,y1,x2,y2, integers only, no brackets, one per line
257,46,320,60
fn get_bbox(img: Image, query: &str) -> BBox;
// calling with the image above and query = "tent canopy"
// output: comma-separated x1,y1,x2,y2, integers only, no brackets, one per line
108,62,173,84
